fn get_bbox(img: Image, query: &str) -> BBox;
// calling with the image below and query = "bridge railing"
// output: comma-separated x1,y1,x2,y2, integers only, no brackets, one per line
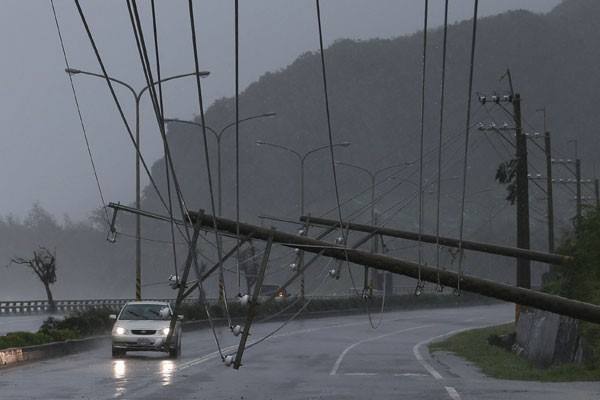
0,298,200,315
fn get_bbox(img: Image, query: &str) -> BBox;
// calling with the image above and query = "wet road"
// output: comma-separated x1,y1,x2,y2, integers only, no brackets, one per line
1,304,598,399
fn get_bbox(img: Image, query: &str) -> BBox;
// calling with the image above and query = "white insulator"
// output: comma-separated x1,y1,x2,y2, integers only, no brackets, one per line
239,294,250,306
335,236,345,245
232,325,243,337
328,269,337,278
415,287,422,297
289,262,298,271
294,248,301,255
224,355,234,366
297,228,306,236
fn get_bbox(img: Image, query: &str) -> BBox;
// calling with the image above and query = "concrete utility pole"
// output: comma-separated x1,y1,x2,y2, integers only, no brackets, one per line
299,216,570,265
594,178,600,209
186,211,600,324
576,159,582,221
513,94,531,289
544,131,555,253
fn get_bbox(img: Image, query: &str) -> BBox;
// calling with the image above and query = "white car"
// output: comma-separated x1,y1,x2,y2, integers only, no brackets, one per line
110,301,183,358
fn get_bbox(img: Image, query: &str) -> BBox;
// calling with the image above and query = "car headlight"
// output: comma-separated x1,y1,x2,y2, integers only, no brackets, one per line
162,327,170,336
114,327,126,335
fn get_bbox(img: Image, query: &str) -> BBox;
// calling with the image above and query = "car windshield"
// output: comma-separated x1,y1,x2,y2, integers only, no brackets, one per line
119,304,171,321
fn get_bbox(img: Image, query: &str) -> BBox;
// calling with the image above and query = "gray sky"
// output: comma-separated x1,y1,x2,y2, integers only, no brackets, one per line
0,0,560,221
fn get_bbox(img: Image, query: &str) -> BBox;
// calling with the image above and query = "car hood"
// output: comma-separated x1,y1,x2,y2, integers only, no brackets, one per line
114,320,170,330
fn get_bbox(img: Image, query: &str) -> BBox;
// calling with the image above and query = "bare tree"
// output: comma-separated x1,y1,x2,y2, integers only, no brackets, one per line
10,247,57,312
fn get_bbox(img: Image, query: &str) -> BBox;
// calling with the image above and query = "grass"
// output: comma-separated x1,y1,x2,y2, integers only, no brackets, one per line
429,323,600,382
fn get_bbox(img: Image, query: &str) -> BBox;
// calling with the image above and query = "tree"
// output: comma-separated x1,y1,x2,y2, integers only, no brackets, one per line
10,247,57,312
495,159,518,204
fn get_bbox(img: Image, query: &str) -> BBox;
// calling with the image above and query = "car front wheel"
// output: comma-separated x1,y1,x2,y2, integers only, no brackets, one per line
112,347,126,358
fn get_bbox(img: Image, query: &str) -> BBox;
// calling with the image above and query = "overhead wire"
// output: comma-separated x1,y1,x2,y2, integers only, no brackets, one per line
456,0,479,294
50,0,110,228
150,0,179,280
234,0,242,295
416,0,429,294
73,0,185,241
433,0,450,290
187,0,232,328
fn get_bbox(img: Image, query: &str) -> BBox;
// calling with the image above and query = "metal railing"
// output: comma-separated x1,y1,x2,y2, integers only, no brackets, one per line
0,298,198,315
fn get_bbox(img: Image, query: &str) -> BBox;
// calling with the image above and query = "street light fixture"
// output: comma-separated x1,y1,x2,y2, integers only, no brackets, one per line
255,140,352,299
66,68,209,301
165,112,276,216
334,161,413,295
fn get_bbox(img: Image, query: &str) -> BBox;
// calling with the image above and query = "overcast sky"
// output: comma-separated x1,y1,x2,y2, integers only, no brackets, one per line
0,0,561,221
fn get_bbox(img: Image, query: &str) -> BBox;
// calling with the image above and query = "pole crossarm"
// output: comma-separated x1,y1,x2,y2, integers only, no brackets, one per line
186,211,600,324
299,216,571,266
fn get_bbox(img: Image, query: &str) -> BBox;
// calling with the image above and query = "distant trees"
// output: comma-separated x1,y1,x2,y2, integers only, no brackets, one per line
10,247,57,312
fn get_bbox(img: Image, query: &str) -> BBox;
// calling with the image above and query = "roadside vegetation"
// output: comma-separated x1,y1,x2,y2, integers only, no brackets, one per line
430,323,600,381
0,308,113,351
1,293,494,350
430,208,600,381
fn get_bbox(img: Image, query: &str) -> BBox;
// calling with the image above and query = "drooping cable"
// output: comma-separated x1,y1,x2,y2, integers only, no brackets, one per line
434,0,450,290
315,0,350,280
234,0,242,295
416,0,429,294
51,0,110,227
187,0,232,327
150,0,179,280
456,0,480,294
127,1,192,234
73,0,178,228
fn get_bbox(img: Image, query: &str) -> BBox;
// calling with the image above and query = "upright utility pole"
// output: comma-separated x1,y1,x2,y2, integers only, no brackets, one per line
544,131,555,253
576,159,582,221
514,94,531,289
595,178,600,208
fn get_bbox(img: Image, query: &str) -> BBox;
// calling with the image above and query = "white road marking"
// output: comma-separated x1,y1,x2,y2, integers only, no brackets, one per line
344,372,377,376
329,325,433,376
445,386,461,400
394,372,428,377
178,319,372,371
413,319,513,400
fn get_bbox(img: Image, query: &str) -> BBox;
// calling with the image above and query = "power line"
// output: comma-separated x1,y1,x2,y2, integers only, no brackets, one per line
50,0,109,227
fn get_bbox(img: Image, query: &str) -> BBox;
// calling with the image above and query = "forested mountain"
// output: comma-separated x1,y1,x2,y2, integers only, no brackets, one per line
2,0,598,300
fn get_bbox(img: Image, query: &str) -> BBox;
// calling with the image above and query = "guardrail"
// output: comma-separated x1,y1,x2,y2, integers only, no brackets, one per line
0,285,485,315
0,298,197,315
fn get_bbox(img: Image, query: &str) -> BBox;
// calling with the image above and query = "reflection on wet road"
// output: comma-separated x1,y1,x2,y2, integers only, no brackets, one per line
1,305,597,400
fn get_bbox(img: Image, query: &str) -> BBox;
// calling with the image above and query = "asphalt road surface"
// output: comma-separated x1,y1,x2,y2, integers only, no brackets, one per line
1,304,598,399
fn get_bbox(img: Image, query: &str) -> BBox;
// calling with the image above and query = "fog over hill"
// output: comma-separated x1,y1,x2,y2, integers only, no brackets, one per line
2,0,598,300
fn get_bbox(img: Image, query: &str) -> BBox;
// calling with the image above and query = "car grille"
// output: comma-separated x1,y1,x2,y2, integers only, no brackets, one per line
131,330,157,335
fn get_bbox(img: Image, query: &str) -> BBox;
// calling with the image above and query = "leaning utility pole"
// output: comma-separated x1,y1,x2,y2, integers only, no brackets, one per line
186,211,600,324
513,93,531,289
299,216,570,265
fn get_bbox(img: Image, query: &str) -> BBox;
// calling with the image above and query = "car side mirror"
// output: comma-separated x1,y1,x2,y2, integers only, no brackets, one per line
109,314,117,320
177,315,184,321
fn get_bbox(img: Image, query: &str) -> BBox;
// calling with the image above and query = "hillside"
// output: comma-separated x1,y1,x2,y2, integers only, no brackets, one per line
3,0,599,300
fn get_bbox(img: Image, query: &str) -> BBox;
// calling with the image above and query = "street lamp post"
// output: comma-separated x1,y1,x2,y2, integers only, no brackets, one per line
65,68,209,300
164,112,276,216
256,140,351,299
335,162,411,294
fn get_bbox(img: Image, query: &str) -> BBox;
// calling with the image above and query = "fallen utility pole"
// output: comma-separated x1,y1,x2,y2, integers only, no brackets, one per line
233,236,273,369
187,211,600,324
298,216,571,266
